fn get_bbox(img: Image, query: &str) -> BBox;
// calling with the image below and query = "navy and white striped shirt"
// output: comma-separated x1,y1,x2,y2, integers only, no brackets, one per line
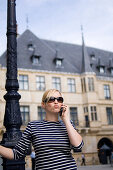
13,120,84,170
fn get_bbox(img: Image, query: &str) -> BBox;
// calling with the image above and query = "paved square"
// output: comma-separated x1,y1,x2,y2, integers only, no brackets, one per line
26,164,112,170
78,165,112,170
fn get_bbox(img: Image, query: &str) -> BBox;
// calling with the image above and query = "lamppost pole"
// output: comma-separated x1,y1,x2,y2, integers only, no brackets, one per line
1,0,25,169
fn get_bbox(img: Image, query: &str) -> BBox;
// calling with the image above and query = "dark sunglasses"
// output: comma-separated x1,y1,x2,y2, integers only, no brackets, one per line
44,96,64,103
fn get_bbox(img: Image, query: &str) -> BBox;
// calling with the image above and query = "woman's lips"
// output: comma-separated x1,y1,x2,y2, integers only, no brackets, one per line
54,105,59,109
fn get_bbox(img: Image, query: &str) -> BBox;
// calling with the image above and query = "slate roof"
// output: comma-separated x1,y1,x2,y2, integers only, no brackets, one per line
0,29,113,77
81,33,93,73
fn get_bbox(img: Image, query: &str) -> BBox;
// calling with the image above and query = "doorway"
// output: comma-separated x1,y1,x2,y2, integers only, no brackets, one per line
98,138,113,164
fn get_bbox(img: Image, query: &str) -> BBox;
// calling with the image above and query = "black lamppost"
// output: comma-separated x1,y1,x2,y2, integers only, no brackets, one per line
1,0,25,169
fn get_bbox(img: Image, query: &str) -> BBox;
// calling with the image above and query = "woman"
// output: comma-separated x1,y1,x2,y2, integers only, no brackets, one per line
0,89,83,169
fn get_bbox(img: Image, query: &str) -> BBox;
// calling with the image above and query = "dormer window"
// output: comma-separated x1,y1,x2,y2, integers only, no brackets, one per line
33,56,39,64
108,58,113,75
90,52,95,60
54,50,63,68
108,67,113,75
28,43,34,51
31,55,41,65
97,57,105,74
99,66,105,73
56,59,62,67
111,68,113,75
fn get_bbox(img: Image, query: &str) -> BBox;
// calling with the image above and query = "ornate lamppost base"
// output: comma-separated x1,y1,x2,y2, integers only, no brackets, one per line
2,158,25,170
1,0,26,169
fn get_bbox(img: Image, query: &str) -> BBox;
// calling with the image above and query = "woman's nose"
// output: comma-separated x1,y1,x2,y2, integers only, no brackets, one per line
54,99,58,103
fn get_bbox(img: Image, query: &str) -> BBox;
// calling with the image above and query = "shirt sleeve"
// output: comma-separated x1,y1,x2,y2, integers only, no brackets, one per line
72,140,84,150
13,122,32,160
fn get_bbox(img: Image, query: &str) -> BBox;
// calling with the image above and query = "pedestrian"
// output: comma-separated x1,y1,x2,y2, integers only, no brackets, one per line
30,151,35,170
81,153,86,165
0,89,84,170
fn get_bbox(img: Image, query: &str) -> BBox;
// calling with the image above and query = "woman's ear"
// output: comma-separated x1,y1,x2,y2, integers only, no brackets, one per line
41,102,45,109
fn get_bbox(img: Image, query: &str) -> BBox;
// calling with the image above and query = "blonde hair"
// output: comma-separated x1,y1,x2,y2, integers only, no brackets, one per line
42,89,62,103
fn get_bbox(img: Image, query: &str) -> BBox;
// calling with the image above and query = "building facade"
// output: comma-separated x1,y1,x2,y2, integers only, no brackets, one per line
0,29,113,166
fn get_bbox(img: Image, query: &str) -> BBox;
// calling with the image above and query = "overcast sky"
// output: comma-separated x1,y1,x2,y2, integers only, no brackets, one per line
0,0,113,55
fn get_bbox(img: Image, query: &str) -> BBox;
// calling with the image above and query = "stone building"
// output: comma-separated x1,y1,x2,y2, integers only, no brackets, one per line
0,29,113,166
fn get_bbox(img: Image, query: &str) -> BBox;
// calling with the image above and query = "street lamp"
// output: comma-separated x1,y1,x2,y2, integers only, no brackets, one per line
1,0,25,169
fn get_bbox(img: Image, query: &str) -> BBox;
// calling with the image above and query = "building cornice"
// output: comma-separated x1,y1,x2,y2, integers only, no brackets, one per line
18,67,80,76
1,66,97,77
97,76,113,82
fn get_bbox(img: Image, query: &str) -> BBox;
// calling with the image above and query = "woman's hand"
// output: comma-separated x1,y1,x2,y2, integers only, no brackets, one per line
0,145,14,160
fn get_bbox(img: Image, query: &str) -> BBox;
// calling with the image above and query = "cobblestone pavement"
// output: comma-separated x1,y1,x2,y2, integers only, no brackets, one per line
26,164,113,170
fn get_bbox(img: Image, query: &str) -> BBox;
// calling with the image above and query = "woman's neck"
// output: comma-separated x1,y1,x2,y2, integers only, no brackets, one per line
45,113,58,122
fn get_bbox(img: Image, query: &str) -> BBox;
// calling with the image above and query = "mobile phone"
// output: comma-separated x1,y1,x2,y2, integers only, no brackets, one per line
60,107,63,116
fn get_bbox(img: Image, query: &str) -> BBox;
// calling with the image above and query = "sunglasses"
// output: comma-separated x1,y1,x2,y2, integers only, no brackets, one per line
44,96,64,103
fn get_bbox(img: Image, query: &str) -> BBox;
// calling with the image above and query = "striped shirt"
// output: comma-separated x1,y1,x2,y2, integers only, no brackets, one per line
13,120,84,170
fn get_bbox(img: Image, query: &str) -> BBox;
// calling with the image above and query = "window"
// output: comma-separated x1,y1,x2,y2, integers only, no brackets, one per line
81,78,86,92
20,106,30,125
83,78,86,92
19,75,28,90
28,43,34,51
36,76,45,91
38,106,46,120
70,107,79,126
54,50,63,67
90,54,95,60
81,79,84,92
104,85,110,99
56,59,62,67
90,106,97,121
106,107,113,125
88,77,94,92
67,78,76,92
84,107,88,113
32,56,39,64
52,77,61,91
99,66,105,73
84,107,89,127
111,68,113,75
85,115,90,127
